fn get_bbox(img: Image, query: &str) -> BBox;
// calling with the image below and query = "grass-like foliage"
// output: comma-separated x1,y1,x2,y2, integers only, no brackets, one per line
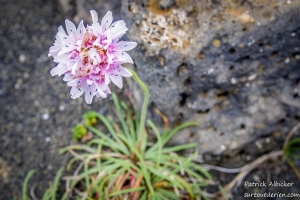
22,168,64,200
22,69,212,199
57,93,212,200
283,137,300,180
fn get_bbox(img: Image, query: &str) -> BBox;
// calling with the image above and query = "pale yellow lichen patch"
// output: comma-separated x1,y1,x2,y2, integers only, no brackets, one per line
140,7,189,52
212,39,221,47
226,8,255,24
147,0,173,15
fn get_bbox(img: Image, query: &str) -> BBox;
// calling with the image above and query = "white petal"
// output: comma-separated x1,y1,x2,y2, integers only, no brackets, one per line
107,52,114,63
101,11,113,33
99,84,111,95
71,62,78,74
90,10,99,24
50,67,61,76
121,52,134,63
63,72,73,81
118,66,132,77
93,37,101,46
88,48,101,64
77,20,86,37
85,88,94,104
58,25,66,33
53,53,69,63
65,19,76,36
67,78,81,86
95,85,107,98
105,72,110,85
49,45,61,53
71,87,84,99
57,47,72,56
50,63,66,76
111,52,134,64
114,41,137,51
87,79,94,85
110,20,128,39
110,74,123,88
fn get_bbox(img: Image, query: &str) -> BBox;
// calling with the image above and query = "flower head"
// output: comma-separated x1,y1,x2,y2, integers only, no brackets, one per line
48,10,137,104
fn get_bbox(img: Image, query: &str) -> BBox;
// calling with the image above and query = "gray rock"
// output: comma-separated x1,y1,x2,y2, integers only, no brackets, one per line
122,0,300,154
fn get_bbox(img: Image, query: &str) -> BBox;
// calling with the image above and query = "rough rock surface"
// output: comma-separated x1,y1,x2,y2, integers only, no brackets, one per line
1,0,300,199
122,0,300,155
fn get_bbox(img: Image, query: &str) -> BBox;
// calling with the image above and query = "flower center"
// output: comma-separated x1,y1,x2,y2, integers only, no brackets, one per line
74,32,109,81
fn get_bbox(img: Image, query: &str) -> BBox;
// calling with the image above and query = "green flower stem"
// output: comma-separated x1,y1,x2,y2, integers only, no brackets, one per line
127,69,149,144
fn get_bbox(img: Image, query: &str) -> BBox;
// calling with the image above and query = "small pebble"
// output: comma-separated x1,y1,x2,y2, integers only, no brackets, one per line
42,113,49,120
14,83,20,90
255,141,262,149
23,72,29,79
19,54,26,63
220,145,226,151
59,105,65,111
230,141,238,149
231,77,237,84
248,73,257,81
45,137,51,142
253,175,260,182
208,68,214,74
285,58,290,63
246,155,251,161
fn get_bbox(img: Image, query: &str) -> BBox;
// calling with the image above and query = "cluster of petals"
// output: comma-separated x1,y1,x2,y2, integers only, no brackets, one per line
48,10,137,104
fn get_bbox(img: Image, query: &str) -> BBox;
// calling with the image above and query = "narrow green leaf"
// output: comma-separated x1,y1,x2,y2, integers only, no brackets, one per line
41,188,52,200
59,145,96,155
87,138,126,155
112,93,130,138
162,122,198,146
147,119,162,166
147,122,198,154
51,167,64,200
160,143,197,154
22,170,35,200
121,101,136,142
156,188,181,199
127,69,149,147
96,113,129,155
118,133,155,195
140,191,148,200
109,186,145,196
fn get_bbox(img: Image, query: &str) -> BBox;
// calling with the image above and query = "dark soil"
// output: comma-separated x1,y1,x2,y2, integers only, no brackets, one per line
0,0,299,199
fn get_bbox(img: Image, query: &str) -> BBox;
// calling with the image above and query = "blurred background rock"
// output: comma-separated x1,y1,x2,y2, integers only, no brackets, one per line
0,0,299,199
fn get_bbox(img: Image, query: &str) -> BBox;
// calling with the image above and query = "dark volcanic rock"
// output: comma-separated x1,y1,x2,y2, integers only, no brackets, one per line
122,0,300,154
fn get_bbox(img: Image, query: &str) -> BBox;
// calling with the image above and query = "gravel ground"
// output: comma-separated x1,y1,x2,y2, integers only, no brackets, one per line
0,0,299,199
0,0,118,198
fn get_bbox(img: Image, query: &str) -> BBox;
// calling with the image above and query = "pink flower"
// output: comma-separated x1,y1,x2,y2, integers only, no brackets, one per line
48,10,137,104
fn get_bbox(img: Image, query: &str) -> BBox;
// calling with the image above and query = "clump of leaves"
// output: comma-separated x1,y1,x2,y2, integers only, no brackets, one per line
72,123,87,141
84,111,98,126
59,93,212,200
283,138,300,180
